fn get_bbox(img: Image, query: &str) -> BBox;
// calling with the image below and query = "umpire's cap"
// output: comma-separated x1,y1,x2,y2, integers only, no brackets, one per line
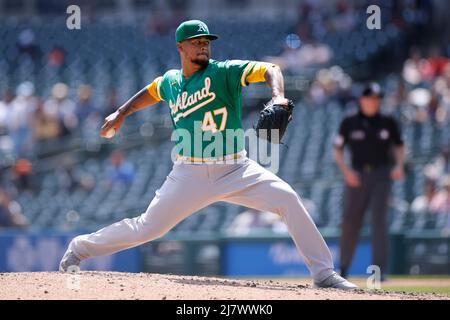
362,82,384,98
175,20,218,43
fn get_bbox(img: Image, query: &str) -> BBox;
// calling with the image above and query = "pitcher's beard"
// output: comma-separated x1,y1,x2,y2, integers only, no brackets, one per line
192,57,209,68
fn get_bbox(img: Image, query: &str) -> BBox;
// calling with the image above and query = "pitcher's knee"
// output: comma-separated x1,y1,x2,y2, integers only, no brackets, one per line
281,186,301,205
275,185,315,221
274,186,302,213
136,217,171,242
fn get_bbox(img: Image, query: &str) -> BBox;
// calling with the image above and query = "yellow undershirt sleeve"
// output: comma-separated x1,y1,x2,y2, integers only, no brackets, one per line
241,62,276,86
146,76,163,101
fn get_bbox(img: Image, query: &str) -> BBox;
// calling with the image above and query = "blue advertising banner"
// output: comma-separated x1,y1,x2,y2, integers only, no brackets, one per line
222,239,372,276
0,230,141,272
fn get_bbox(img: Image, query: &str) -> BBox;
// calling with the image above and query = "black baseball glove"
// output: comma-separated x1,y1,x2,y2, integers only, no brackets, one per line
254,99,295,143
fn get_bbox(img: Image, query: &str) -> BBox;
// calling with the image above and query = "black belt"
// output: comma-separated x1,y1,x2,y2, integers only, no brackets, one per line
354,164,388,172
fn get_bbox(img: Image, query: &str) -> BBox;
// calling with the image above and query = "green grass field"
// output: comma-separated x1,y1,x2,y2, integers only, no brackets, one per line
251,275,450,297
377,286,450,295
350,275,450,296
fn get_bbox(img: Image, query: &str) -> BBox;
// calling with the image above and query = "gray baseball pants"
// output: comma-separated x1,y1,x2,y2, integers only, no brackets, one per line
69,157,334,281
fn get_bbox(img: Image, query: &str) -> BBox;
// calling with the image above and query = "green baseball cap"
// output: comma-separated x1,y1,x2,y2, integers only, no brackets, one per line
175,20,218,43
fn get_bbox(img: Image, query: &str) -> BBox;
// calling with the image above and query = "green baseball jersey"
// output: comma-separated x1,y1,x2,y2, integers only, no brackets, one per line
148,59,267,158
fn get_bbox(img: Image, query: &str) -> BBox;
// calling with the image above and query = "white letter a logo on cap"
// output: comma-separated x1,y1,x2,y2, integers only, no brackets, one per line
197,23,207,32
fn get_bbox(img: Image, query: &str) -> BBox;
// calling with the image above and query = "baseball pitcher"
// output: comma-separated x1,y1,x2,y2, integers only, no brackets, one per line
60,20,357,290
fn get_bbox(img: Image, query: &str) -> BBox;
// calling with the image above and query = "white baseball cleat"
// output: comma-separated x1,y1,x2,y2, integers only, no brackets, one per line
313,272,358,290
59,249,81,272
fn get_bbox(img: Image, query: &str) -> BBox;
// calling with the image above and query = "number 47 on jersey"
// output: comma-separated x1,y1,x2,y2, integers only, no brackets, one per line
201,107,228,133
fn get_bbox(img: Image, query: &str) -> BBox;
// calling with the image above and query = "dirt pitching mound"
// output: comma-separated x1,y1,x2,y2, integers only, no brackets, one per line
0,272,447,300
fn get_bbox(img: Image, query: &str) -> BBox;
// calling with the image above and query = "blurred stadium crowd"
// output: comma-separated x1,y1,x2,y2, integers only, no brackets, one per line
0,0,449,239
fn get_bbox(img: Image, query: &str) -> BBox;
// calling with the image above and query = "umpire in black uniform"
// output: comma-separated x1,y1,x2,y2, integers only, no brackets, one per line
333,83,405,279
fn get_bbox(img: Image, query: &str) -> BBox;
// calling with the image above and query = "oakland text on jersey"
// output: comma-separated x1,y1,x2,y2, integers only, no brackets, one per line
169,77,216,123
